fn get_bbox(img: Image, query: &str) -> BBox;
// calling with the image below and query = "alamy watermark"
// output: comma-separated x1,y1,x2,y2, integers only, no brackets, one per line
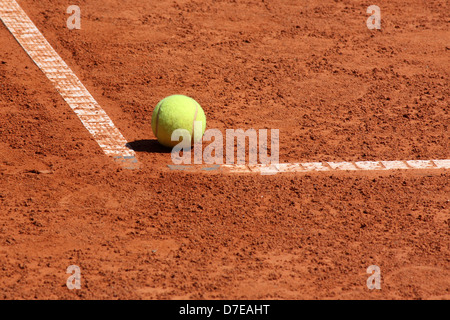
67,5,81,30
66,265,81,290
170,122,279,168
366,265,381,290
366,5,381,30
66,5,380,31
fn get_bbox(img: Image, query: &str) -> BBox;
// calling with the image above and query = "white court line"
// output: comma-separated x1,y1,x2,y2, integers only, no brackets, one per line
220,159,450,174
0,0,138,169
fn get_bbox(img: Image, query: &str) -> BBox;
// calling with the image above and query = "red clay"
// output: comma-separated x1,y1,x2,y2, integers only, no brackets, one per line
0,0,448,299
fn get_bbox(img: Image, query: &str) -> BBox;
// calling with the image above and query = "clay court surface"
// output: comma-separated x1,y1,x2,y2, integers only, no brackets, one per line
0,0,449,299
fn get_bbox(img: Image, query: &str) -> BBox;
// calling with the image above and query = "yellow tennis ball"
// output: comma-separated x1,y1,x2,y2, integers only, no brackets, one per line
151,95,206,147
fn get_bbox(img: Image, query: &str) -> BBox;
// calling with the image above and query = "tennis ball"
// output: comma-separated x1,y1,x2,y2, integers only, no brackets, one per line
151,95,206,148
